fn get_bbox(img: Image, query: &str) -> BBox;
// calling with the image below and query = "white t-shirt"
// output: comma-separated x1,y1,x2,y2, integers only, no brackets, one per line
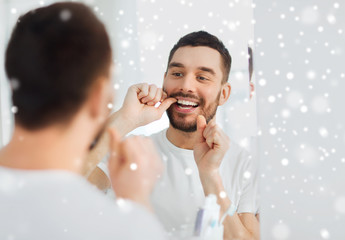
149,129,258,236
0,166,166,240
99,129,258,238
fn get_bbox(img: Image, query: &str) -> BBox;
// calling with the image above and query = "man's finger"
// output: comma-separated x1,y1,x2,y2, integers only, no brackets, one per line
157,97,177,113
141,84,157,103
196,115,207,143
137,83,149,99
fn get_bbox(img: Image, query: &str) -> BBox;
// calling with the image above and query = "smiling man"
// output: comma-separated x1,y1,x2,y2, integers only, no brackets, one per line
88,31,260,239
151,32,259,239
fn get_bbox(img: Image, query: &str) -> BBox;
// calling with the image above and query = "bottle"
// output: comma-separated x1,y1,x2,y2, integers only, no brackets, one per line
193,194,224,239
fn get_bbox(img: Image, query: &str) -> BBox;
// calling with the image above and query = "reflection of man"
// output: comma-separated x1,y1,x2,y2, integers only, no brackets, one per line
90,31,259,239
0,3,166,239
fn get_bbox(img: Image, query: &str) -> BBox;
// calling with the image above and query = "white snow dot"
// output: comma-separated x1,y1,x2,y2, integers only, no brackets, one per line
327,15,336,24
320,229,330,239
306,70,316,79
219,191,227,199
281,109,291,118
119,10,124,15
11,106,18,114
244,171,251,179
269,128,277,135
11,8,17,14
107,103,113,110
334,3,340,9
130,163,137,171
286,72,294,80
281,158,289,166
319,127,328,138
60,9,72,21
10,78,20,90
114,83,120,90
121,40,130,48
268,96,276,103
184,168,192,175
318,26,324,32
300,105,308,113
259,78,266,86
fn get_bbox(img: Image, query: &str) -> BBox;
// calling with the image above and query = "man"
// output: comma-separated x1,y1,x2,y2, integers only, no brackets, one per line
89,31,260,239
0,2,167,239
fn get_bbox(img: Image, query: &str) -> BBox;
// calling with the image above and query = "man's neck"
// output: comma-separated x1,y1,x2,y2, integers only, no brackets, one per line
0,125,89,174
166,125,198,150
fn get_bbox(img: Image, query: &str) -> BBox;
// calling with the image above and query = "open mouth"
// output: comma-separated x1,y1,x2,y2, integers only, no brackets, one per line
176,99,199,109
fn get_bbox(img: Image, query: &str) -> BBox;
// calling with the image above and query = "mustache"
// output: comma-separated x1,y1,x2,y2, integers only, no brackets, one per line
166,91,205,106
169,92,199,100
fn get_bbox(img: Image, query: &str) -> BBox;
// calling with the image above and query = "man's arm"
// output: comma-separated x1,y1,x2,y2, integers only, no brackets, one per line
194,115,260,240
84,83,176,187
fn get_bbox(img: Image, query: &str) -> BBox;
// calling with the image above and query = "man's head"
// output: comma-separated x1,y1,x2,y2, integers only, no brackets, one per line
5,2,112,132
163,31,232,132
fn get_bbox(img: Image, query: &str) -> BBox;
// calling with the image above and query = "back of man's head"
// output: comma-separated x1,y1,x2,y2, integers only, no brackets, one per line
5,2,112,130
166,31,232,83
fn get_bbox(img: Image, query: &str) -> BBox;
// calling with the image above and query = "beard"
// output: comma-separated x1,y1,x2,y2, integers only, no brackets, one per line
166,90,221,132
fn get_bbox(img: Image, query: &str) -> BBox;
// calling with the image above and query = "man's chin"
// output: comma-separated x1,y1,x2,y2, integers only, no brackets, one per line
169,119,197,133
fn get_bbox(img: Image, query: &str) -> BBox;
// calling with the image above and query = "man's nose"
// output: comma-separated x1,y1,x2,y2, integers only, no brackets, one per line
179,74,195,93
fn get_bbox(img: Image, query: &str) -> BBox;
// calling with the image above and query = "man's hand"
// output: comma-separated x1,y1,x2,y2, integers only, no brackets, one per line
115,83,176,130
193,115,230,177
107,128,163,210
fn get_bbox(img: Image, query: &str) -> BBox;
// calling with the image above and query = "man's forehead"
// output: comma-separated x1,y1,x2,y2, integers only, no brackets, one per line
169,46,223,74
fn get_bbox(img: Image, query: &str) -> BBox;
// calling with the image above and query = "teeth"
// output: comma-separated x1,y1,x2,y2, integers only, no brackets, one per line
177,99,198,106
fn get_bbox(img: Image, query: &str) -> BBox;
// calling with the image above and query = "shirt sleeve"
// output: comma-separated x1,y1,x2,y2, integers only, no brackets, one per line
236,149,259,214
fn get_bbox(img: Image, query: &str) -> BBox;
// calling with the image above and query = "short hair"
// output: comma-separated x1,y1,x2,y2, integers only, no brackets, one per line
166,31,231,83
5,2,112,130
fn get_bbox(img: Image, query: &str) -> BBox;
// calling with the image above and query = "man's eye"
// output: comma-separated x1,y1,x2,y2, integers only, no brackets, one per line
172,73,183,77
197,76,208,81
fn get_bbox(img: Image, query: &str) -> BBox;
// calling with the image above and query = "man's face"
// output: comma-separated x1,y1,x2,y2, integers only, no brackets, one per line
163,46,225,132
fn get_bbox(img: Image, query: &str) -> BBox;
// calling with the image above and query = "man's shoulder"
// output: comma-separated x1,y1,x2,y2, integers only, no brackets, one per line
148,128,167,139
146,128,168,148
223,138,254,168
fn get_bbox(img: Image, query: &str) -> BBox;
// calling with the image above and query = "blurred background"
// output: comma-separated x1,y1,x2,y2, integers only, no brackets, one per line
254,0,345,239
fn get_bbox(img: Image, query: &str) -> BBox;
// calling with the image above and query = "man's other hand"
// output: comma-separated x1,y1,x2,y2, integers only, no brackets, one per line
193,115,230,176
107,128,163,210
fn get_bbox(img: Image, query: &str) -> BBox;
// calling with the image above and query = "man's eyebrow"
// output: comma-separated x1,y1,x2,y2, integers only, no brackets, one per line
168,62,184,69
198,67,216,76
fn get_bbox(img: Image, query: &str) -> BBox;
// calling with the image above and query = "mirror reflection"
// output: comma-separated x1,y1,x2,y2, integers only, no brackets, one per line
0,1,259,239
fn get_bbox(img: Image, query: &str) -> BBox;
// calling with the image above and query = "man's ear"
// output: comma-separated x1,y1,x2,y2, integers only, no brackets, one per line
218,82,231,106
249,82,255,99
